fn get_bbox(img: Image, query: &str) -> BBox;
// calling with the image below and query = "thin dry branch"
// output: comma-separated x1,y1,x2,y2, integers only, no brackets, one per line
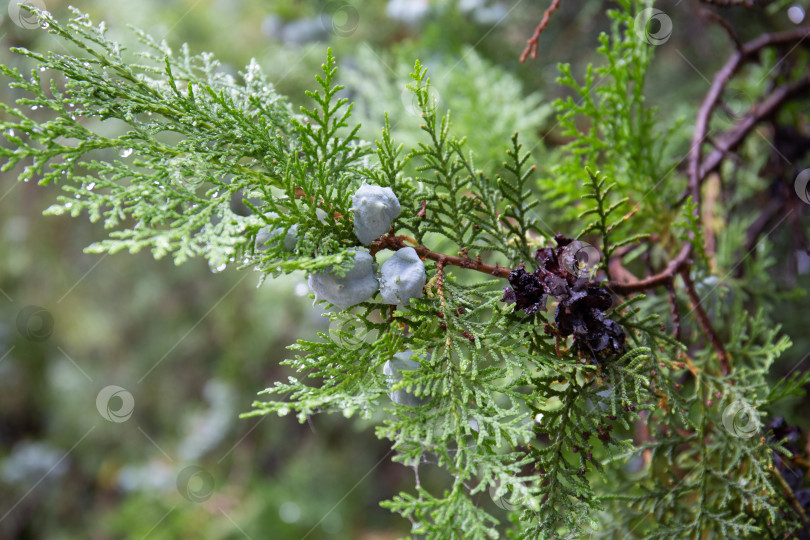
680,270,730,375
685,27,810,205
520,0,562,63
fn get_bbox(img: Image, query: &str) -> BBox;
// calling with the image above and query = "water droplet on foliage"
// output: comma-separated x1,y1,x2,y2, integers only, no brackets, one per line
120,148,133,158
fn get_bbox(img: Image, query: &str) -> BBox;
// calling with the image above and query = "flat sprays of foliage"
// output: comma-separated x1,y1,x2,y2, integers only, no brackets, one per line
2,1,809,538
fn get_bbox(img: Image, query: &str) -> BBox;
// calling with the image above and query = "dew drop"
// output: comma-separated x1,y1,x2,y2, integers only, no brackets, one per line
120,148,133,158
788,5,805,23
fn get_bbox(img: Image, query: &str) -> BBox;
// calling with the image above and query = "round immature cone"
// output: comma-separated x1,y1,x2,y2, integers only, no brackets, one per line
351,184,401,245
379,247,426,306
282,225,299,251
308,249,378,309
255,212,298,252
383,350,427,406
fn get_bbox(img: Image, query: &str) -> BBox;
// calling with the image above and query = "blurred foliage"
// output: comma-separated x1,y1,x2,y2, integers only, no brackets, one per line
1,0,809,538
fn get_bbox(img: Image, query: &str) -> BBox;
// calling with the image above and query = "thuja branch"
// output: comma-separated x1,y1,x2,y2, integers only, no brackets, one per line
592,26,810,376
627,27,810,297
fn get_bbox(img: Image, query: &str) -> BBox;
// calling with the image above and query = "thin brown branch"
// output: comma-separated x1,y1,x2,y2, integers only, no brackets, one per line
770,464,810,529
698,0,759,8
700,9,742,50
371,234,512,278
417,200,427,219
684,27,810,205
680,270,731,376
697,75,810,182
519,0,562,63
435,256,452,348
591,26,810,343
666,281,682,342
605,244,692,295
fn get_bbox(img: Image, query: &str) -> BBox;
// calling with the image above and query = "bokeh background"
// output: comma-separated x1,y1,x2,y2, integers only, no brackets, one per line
1,0,808,538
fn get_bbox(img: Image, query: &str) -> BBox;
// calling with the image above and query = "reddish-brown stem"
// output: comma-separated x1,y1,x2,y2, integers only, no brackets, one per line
519,0,562,63
604,244,692,295
417,200,427,219
435,257,452,348
371,234,512,278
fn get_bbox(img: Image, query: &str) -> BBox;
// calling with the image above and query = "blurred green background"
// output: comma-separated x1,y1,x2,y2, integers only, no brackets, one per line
1,0,808,538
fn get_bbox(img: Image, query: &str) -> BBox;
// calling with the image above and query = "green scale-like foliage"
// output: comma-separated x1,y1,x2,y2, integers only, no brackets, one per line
1,2,806,539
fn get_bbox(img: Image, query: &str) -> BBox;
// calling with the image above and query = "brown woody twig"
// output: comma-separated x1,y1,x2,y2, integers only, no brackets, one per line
680,270,730,375
519,0,562,63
